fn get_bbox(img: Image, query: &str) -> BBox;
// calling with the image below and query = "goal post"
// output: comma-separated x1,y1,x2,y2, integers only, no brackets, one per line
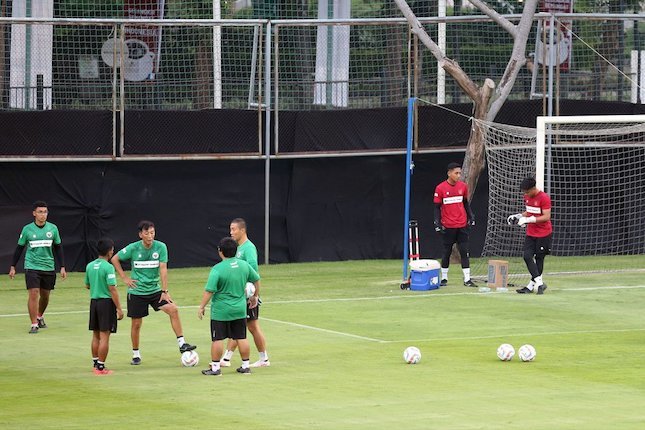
475,114,645,281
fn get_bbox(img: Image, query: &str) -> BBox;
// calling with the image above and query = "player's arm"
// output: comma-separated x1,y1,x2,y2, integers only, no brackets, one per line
9,244,25,279
53,243,67,279
535,208,551,223
159,262,171,302
433,204,444,233
108,285,124,320
111,252,136,287
463,197,475,226
518,209,550,226
197,291,213,319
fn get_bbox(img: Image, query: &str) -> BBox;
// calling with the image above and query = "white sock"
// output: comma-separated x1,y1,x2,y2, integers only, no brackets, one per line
223,350,234,361
526,280,536,291
463,268,471,282
534,276,543,287
259,351,269,361
177,336,186,347
210,361,220,371
241,359,250,369
441,268,449,281
132,349,141,358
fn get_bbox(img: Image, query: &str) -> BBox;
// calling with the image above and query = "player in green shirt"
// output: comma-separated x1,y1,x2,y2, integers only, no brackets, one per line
9,201,67,334
198,237,260,376
85,238,123,375
111,220,196,365
220,218,270,368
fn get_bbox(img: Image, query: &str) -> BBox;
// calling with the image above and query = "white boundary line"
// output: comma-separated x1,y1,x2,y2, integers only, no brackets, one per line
1,285,644,344
261,317,387,342
1,285,643,318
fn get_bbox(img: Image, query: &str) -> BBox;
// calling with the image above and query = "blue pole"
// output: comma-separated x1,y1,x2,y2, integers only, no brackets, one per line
402,97,416,282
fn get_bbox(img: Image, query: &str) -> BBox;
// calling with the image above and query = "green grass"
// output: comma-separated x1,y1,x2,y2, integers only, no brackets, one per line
1,258,644,429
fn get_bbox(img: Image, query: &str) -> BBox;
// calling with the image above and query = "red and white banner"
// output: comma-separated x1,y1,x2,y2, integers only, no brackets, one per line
537,0,574,71
122,0,165,81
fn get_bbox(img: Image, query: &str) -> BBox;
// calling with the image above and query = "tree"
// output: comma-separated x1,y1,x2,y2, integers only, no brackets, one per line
393,0,539,197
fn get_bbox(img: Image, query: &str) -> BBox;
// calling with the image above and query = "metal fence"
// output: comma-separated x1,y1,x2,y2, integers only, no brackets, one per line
0,13,644,158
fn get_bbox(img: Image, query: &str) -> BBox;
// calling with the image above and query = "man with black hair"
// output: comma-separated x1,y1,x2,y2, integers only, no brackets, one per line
507,177,552,294
112,220,196,365
9,201,66,334
220,218,270,368
433,162,476,287
198,237,260,376
85,238,123,375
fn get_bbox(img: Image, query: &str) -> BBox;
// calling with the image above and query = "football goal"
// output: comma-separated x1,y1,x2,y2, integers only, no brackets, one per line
475,114,645,281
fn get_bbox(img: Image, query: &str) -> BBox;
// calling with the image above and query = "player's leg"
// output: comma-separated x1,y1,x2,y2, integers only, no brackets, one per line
220,339,237,367
131,317,143,350
37,289,51,327
440,229,457,285
91,330,101,368
202,320,226,376
247,306,269,367
94,331,112,374
127,293,147,364
534,235,552,295
518,236,539,293
157,297,196,353
94,299,116,374
25,270,41,333
456,229,475,287
232,318,252,374
36,272,55,328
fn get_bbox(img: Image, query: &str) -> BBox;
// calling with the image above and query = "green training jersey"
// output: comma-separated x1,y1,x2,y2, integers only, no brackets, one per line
236,239,258,272
117,240,168,295
85,258,117,300
17,222,62,271
204,257,260,321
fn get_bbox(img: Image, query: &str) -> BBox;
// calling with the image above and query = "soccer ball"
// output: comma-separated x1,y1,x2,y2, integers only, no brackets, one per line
518,344,536,362
496,343,515,361
181,350,199,367
403,346,421,364
245,282,256,298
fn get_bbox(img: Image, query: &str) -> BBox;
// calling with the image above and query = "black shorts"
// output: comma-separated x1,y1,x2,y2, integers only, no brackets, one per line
442,228,470,247
127,291,170,318
25,269,56,290
210,318,247,341
524,234,552,256
89,298,118,333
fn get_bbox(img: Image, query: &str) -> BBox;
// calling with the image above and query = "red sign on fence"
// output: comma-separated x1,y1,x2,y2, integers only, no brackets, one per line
537,0,574,71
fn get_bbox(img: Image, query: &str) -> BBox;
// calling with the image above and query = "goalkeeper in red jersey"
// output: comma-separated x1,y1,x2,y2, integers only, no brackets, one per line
507,177,552,295
433,162,476,287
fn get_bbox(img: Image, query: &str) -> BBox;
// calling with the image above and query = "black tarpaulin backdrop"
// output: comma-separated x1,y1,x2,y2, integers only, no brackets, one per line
0,154,487,272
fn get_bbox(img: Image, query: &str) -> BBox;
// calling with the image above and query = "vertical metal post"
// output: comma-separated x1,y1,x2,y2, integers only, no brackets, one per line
402,97,416,282
25,0,32,109
111,25,118,158
263,21,272,265
119,23,126,157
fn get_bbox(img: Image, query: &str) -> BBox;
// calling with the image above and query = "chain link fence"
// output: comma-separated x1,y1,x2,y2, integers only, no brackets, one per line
0,12,644,157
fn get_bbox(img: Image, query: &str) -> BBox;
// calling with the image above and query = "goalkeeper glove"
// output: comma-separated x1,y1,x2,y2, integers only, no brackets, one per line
518,216,537,227
506,213,523,225
434,222,445,234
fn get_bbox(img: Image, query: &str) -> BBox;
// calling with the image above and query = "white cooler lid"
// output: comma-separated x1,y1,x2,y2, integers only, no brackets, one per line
409,259,441,271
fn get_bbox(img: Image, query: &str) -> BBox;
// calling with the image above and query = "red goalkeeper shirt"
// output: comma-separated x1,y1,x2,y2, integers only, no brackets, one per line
434,180,469,228
524,190,553,237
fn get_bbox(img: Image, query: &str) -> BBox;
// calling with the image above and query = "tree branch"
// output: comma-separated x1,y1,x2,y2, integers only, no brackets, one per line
466,0,516,37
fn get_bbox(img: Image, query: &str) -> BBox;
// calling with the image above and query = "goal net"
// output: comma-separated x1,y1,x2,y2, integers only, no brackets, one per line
475,115,645,281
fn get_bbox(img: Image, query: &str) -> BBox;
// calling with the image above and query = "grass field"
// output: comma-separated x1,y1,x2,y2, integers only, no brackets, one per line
1,258,644,429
